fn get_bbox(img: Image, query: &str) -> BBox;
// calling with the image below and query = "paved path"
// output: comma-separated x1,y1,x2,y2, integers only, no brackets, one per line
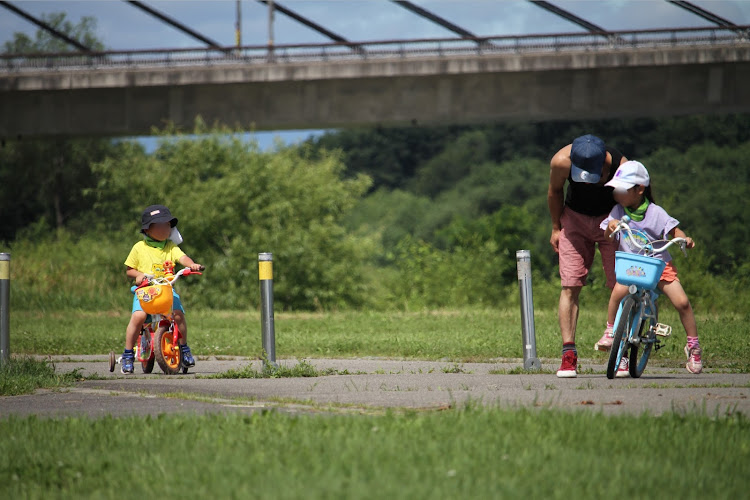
2,356,748,418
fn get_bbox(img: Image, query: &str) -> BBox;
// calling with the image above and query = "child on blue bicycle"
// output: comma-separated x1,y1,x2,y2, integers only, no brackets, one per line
596,161,701,375
120,204,203,375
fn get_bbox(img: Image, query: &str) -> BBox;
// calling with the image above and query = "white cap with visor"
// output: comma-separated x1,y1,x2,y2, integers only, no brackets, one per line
605,160,650,193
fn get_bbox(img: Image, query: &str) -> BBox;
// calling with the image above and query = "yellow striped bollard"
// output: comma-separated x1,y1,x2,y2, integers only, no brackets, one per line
258,253,277,368
0,253,10,366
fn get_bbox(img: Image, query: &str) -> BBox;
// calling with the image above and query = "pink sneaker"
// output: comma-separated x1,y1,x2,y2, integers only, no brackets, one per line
615,356,630,378
556,351,578,378
685,344,703,374
595,326,614,352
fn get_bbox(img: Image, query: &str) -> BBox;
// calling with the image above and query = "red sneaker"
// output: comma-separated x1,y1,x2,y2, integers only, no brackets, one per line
556,350,578,378
615,356,630,378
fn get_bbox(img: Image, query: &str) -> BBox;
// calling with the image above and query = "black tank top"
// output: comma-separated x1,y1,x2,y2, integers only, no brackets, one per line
565,147,624,216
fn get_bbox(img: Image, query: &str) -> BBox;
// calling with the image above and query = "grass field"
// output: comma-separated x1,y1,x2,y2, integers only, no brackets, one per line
1,408,748,498
3,307,749,498
9,307,750,371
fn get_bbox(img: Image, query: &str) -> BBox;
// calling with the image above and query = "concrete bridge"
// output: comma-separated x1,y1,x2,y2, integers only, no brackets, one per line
1,27,750,138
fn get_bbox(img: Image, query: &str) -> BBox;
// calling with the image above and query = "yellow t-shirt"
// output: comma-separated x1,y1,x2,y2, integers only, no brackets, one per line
124,240,186,278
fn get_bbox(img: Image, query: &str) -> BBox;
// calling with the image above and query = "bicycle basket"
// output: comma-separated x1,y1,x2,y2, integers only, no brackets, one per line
614,251,666,290
135,284,173,314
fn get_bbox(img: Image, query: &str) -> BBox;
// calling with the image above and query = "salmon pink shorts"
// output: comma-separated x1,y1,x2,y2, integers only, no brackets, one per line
558,207,617,289
659,261,679,283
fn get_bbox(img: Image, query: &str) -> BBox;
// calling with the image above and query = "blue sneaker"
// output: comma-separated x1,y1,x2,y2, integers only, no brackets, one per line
181,345,195,368
121,352,134,375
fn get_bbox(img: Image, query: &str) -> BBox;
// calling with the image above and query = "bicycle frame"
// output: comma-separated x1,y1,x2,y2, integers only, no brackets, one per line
606,216,685,379
137,314,177,360
608,287,660,379
148,309,184,374
110,266,201,375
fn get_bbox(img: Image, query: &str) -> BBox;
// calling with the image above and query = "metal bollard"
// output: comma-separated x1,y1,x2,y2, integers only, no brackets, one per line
516,250,541,371
258,253,277,368
0,253,10,366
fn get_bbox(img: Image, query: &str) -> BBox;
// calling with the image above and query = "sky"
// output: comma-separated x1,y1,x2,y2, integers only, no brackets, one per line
3,0,750,50
3,0,750,147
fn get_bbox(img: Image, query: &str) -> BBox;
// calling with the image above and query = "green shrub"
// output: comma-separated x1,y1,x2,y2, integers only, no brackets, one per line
89,121,375,311
7,230,129,311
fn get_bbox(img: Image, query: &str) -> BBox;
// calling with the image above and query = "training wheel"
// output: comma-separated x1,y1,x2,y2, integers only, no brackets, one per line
108,351,116,372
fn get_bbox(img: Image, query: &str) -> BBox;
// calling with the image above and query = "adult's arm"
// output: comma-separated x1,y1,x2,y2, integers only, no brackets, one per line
548,144,571,253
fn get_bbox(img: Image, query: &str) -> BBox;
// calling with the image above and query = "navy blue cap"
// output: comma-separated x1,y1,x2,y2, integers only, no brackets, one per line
570,134,606,183
141,205,178,231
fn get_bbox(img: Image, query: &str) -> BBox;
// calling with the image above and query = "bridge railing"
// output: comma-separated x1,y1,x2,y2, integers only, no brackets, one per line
1,25,748,73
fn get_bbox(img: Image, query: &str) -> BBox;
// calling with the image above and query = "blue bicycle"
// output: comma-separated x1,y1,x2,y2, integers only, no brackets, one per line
606,216,687,380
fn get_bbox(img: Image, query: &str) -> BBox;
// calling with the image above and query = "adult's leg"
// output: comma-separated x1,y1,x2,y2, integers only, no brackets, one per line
557,209,596,344
597,234,618,290
559,286,582,344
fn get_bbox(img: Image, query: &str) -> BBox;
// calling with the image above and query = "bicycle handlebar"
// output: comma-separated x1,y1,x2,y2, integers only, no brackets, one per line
611,216,688,257
135,266,204,289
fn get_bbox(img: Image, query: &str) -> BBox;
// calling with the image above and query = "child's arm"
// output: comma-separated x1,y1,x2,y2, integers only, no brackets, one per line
178,255,204,271
126,266,147,285
669,227,695,249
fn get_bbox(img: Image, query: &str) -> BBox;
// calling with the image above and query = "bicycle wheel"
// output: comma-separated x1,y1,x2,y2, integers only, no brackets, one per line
629,315,655,378
154,324,182,375
108,351,116,372
141,356,155,373
607,296,636,379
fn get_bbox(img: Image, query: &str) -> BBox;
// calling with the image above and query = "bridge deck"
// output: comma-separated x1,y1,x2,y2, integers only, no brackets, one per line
2,27,749,137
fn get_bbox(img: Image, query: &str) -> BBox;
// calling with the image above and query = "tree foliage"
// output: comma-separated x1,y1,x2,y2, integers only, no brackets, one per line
3,17,749,314
90,121,374,310
647,141,750,274
2,12,105,54
0,13,113,241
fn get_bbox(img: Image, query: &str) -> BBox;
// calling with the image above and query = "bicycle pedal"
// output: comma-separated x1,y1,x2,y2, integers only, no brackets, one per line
653,323,672,337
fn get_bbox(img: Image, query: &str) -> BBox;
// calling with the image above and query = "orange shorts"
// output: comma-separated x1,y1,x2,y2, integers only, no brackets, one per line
659,261,679,283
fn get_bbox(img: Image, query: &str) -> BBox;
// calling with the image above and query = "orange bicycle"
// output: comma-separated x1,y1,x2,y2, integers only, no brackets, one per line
109,265,202,375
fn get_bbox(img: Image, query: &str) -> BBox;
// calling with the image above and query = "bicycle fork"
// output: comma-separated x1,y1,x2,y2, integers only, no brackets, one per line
614,288,671,351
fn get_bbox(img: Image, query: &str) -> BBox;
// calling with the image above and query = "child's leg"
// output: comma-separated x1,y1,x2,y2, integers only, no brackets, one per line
659,279,701,373
607,283,629,325
171,291,188,346
172,308,195,367
595,283,629,351
173,310,188,346
125,311,148,350
658,280,698,338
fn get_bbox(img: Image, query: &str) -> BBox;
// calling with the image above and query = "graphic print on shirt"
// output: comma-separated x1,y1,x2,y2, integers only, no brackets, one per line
622,229,650,253
151,261,175,278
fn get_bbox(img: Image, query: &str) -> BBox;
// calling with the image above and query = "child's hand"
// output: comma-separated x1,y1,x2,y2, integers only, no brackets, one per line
135,273,147,285
189,263,205,272
684,237,695,249
606,219,619,238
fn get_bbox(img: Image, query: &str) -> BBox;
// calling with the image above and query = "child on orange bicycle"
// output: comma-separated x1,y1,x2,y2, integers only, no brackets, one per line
596,161,702,374
121,204,204,375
